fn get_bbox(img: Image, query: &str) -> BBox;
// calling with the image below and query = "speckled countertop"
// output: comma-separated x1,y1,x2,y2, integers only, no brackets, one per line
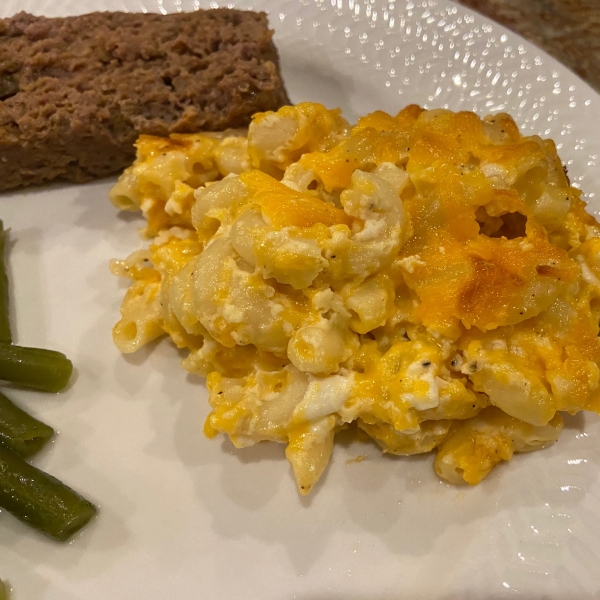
456,0,600,92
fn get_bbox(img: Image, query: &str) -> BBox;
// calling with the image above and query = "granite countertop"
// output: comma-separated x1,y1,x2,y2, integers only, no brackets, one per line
456,0,600,92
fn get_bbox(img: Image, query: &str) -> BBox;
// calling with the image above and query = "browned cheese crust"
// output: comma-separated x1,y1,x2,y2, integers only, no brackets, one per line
0,10,291,191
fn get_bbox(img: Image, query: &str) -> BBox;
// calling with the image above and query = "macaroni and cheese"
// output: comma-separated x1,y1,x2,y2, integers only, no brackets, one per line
109,102,600,494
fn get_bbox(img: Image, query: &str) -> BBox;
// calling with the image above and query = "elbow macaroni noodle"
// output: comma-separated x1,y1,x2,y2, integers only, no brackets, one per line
110,102,600,494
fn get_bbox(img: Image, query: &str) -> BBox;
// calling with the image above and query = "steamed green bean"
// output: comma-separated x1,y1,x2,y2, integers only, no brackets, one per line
0,445,96,541
0,579,7,600
0,222,10,344
0,343,72,393
0,391,54,457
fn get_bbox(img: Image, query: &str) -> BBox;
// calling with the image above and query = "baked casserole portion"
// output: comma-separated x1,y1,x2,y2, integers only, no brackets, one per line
110,102,600,494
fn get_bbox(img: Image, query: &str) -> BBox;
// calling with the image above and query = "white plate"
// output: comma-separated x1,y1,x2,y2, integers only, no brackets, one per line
2,1,600,598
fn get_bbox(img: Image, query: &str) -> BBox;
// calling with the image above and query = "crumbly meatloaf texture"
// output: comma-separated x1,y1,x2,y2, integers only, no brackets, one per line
0,10,290,191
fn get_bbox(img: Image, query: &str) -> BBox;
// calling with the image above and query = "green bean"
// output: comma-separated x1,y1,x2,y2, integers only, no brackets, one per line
0,222,10,344
0,342,72,393
0,579,7,600
0,391,54,457
0,445,96,541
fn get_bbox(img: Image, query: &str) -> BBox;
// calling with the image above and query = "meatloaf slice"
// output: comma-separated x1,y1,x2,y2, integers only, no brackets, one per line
0,10,290,192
